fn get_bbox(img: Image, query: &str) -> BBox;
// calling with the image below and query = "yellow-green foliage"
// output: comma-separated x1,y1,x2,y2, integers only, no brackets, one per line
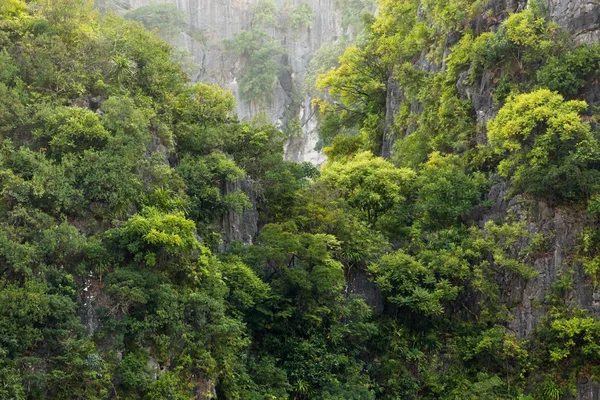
320,151,416,225
0,0,26,19
488,89,600,202
502,10,562,60
308,1,600,395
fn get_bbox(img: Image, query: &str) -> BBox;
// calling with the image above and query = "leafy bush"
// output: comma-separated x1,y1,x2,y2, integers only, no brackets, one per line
536,44,600,97
126,3,186,39
226,28,283,104
414,152,484,229
252,0,278,27
488,89,600,203
288,2,314,30
34,106,110,160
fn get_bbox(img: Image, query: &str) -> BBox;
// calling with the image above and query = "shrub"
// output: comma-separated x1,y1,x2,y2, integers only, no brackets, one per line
487,89,600,203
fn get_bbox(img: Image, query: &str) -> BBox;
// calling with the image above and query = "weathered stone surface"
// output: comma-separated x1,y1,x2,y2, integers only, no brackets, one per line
572,378,600,400
478,183,597,396
284,100,327,164
456,70,497,137
347,268,384,316
549,0,600,42
381,76,401,158
219,176,259,250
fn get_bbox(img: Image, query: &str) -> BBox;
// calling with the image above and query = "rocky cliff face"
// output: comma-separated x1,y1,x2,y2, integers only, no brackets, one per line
121,0,339,165
380,0,600,396
383,0,600,154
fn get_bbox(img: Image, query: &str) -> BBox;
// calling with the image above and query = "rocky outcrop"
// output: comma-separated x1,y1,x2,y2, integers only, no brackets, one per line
376,0,600,395
381,77,402,159
477,183,590,338
476,184,599,397
283,101,327,164
347,268,384,316
220,177,259,250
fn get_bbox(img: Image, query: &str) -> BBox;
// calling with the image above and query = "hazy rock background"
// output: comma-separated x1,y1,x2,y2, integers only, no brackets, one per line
104,0,354,165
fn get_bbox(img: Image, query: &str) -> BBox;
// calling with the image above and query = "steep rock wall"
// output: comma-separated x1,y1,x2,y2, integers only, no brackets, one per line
122,0,338,165
111,0,346,246
219,176,259,248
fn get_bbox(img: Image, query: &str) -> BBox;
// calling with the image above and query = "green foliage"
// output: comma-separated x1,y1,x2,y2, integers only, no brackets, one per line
0,279,110,399
0,0,26,19
176,82,236,128
118,350,152,391
334,0,374,31
126,3,186,40
226,28,283,105
316,44,388,151
536,44,600,97
488,89,600,203
320,151,415,226
145,369,194,399
304,41,346,99
252,0,279,27
7,0,600,398
35,106,111,160
548,314,600,362
288,1,314,30
110,206,199,268
414,152,484,228
475,9,565,77
176,152,250,225
371,249,460,316
0,2,279,398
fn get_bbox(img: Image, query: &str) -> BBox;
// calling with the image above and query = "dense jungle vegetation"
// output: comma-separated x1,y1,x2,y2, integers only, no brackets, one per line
3,0,600,398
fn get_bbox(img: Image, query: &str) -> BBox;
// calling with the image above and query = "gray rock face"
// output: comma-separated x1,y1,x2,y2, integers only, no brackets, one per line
117,0,344,251
347,268,384,316
549,0,600,42
123,0,344,164
485,192,599,398
575,378,600,400
381,77,401,158
456,70,497,140
283,100,327,164
478,184,590,339
220,176,259,250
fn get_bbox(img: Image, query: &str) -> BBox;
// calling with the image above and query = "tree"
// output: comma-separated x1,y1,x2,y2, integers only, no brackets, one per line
487,89,600,203
319,151,415,227
34,106,111,160
414,152,483,229
126,3,186,40
226,28,283,105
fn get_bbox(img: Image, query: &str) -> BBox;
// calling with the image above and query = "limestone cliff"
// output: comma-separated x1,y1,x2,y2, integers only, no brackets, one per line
118,0,347,165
